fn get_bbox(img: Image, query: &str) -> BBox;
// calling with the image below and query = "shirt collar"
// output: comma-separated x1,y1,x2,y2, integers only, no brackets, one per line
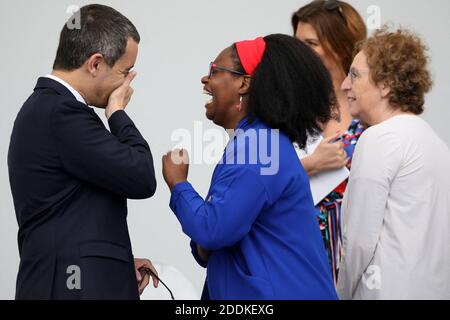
45,74,87,105
235,116,250,130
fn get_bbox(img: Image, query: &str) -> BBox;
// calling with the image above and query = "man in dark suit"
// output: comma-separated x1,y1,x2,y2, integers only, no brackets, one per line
8,4,158,299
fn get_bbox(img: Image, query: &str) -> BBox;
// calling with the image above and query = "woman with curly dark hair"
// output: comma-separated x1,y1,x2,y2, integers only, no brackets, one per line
162,34,338,299
338,27,450,300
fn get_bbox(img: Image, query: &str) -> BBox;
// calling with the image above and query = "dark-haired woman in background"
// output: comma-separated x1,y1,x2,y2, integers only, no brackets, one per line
292,0,366,284
162,34,338,299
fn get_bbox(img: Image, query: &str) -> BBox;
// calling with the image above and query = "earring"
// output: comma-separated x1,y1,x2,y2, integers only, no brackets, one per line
236,96,243,111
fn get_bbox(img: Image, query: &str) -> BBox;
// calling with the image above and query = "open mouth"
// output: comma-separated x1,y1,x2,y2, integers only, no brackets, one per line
203,89,213,106
347,96,356,102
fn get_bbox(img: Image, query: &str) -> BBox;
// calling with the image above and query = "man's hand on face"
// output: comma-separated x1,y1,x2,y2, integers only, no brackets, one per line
105,71,137,119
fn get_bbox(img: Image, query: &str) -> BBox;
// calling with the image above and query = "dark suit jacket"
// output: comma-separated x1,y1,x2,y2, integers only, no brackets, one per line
8,77,157,300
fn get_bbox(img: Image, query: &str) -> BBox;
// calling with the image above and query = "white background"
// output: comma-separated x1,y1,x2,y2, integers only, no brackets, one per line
0,0,449,299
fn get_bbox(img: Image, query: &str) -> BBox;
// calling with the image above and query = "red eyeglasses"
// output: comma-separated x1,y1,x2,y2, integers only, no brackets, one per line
208,62,246,79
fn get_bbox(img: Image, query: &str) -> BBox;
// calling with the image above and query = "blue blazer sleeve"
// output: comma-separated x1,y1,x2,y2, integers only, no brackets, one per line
169,167,268,251
51,102,156,199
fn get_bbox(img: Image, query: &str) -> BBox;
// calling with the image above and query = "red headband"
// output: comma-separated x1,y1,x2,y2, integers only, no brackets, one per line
235,37,266,75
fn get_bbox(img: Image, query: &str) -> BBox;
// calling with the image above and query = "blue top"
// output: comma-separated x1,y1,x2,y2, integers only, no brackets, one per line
169,117,338,300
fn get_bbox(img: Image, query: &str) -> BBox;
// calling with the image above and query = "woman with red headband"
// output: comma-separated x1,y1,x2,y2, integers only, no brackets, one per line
162,34,337,299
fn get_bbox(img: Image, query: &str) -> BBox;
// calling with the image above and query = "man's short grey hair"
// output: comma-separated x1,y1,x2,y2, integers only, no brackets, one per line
53,4,140,70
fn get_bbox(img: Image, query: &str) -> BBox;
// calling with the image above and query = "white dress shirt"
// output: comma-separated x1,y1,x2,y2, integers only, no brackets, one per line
338,115,450,300
45,74,87,105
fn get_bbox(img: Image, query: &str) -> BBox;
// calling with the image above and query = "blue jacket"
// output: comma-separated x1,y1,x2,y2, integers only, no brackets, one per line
169,117,337,299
